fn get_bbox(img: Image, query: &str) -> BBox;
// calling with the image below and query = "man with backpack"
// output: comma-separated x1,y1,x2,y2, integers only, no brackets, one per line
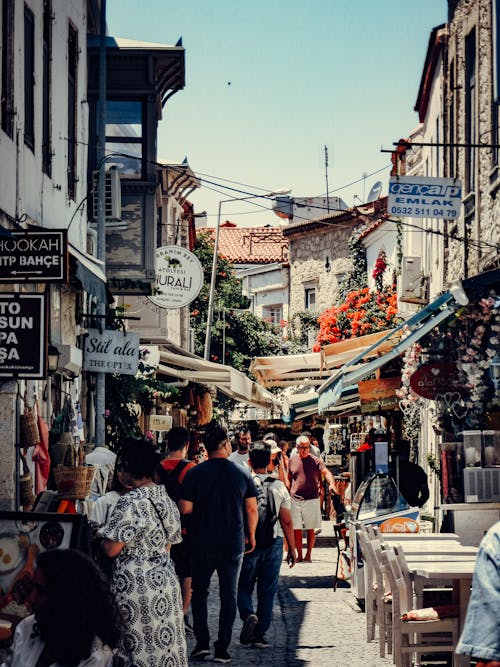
155,426,196,633
237,440,296,649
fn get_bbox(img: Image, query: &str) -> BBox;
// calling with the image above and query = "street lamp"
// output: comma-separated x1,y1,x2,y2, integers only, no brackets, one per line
203,189,291,361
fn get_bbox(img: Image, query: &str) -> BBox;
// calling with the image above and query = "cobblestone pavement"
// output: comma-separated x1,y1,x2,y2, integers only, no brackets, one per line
186,521,394,665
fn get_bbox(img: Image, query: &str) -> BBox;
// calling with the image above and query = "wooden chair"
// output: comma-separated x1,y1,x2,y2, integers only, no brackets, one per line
382,544,459,667
332,522,349,591
356,529,377,642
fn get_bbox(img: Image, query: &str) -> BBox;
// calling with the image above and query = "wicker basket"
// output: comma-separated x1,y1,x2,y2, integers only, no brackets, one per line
53,465,96,500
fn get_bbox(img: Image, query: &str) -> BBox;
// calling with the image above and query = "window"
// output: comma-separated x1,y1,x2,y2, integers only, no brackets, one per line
304,287,316,310
24,4,35,150
67,23,78,199
104,100,143,178
449,60,456,175
493,0,500,166
1,0,14,137
42,0,52,175
465,28,477,193
263,305,282,325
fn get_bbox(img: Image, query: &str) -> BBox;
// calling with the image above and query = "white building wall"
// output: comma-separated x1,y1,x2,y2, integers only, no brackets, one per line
0,0,88,249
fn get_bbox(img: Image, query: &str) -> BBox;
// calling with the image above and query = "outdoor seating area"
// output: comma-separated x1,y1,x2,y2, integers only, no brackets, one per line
354,522,478,667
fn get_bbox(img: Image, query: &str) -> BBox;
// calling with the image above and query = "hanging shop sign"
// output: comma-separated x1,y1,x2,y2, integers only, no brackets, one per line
148,245,204,310
358,377,401,414
410,362,462,400
388,176,462,219
149,414,173,432
0,293,46,378
0,230,68,282
83,329,140,376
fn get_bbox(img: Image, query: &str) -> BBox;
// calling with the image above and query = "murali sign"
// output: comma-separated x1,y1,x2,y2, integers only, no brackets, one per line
388,175,462,219
148,245,204,309
83,329,140,376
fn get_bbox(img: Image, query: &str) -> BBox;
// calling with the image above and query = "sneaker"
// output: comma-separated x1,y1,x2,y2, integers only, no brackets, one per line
239,612,258,645
213,646,231,663
184,615,194,634
190,643,210,660
252,637,270,648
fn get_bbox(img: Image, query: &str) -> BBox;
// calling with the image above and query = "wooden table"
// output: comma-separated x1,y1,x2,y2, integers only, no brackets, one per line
409,560,476,667
380,533,460,541
382,541,478,556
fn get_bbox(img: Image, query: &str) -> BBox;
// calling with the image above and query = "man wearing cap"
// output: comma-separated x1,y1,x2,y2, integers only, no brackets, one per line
288,435,338,562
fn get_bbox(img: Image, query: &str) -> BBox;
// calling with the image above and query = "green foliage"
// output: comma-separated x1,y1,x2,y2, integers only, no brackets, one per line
285,311,319,353
338,235,367,300
190,233,282,372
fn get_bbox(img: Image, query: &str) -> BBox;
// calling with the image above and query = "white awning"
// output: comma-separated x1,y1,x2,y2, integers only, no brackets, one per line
250,329,400,388
157,347,281,413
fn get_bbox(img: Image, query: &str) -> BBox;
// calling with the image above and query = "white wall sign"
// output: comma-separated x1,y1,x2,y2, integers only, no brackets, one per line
148,245,204,309
149,414,173,432
388,176,462,219
83,329,140,375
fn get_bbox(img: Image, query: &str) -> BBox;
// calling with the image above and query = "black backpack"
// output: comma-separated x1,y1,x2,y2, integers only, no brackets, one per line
156,459,191,503
252,474,278,549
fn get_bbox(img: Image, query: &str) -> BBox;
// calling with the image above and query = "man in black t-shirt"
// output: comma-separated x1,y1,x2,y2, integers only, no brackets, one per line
179,422,258,663
395,440,430,508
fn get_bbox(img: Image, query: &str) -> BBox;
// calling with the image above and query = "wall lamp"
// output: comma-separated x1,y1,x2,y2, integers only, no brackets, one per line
47,345,60,374
325,256,331,273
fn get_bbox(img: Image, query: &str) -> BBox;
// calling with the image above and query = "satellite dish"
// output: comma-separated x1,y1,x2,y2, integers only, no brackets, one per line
367,181,383,202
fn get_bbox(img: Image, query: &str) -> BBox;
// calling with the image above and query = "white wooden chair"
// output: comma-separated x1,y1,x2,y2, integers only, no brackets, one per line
382,544,459,667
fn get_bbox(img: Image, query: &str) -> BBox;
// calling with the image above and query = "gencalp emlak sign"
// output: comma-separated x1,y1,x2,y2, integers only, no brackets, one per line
388,176,462,220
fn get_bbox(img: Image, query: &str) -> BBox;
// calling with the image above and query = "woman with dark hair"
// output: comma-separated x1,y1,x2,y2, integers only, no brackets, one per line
1,548,121,666
100,437,187,666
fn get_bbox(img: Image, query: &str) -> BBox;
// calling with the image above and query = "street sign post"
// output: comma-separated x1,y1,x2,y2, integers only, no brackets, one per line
0,229,68,282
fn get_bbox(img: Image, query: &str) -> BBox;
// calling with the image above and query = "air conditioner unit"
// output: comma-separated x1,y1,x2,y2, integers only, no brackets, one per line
91,167,121,221
463,468,500,502
400,256,428,304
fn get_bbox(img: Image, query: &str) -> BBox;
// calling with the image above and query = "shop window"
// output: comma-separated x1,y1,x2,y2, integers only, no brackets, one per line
24,4,35,151
1,0,14,138
42,0,52,176
67,23,78,200
104,100,144,178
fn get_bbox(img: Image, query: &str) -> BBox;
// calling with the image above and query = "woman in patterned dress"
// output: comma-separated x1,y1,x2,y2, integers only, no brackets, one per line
100,438,188,667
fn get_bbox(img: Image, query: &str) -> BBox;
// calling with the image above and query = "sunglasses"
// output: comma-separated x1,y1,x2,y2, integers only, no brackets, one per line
297,445,310,450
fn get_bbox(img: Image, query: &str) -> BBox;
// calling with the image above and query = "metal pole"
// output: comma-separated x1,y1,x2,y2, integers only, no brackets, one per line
95,0,107,447
204,199,222,360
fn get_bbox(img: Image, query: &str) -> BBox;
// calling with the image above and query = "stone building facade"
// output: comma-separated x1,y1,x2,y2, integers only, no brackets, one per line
444,0,500,279
283,207,374,341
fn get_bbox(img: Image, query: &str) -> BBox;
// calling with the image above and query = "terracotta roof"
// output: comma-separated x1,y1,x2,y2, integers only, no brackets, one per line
197,226,289,264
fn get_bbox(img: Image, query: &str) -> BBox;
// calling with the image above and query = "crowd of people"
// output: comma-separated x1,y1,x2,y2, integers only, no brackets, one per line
1,420,497,666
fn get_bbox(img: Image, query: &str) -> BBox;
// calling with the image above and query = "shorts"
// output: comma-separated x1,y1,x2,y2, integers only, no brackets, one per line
170,539,191,579
290,497,322,530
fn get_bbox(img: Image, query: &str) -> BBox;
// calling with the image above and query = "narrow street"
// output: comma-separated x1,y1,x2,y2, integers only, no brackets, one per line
186,520,393,666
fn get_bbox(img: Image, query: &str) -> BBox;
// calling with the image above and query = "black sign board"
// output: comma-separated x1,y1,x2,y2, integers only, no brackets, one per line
0,229,68,282
0,293,46,378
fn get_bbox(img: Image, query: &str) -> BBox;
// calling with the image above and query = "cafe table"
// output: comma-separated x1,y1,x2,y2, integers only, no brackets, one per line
409,560,477,667
380,532,460,541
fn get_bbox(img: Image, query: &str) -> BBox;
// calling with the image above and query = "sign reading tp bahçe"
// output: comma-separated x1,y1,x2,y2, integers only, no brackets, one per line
388,176,462,219
83,329,140,376
148,245,204,310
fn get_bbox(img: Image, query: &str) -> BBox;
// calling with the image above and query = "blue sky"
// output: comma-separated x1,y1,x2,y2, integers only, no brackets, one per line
107,0,447,226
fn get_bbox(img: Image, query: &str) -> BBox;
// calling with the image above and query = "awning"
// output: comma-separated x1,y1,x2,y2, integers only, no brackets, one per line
250,329,400,388
157,347,281,413
69,245,111,304
317,291,456,413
